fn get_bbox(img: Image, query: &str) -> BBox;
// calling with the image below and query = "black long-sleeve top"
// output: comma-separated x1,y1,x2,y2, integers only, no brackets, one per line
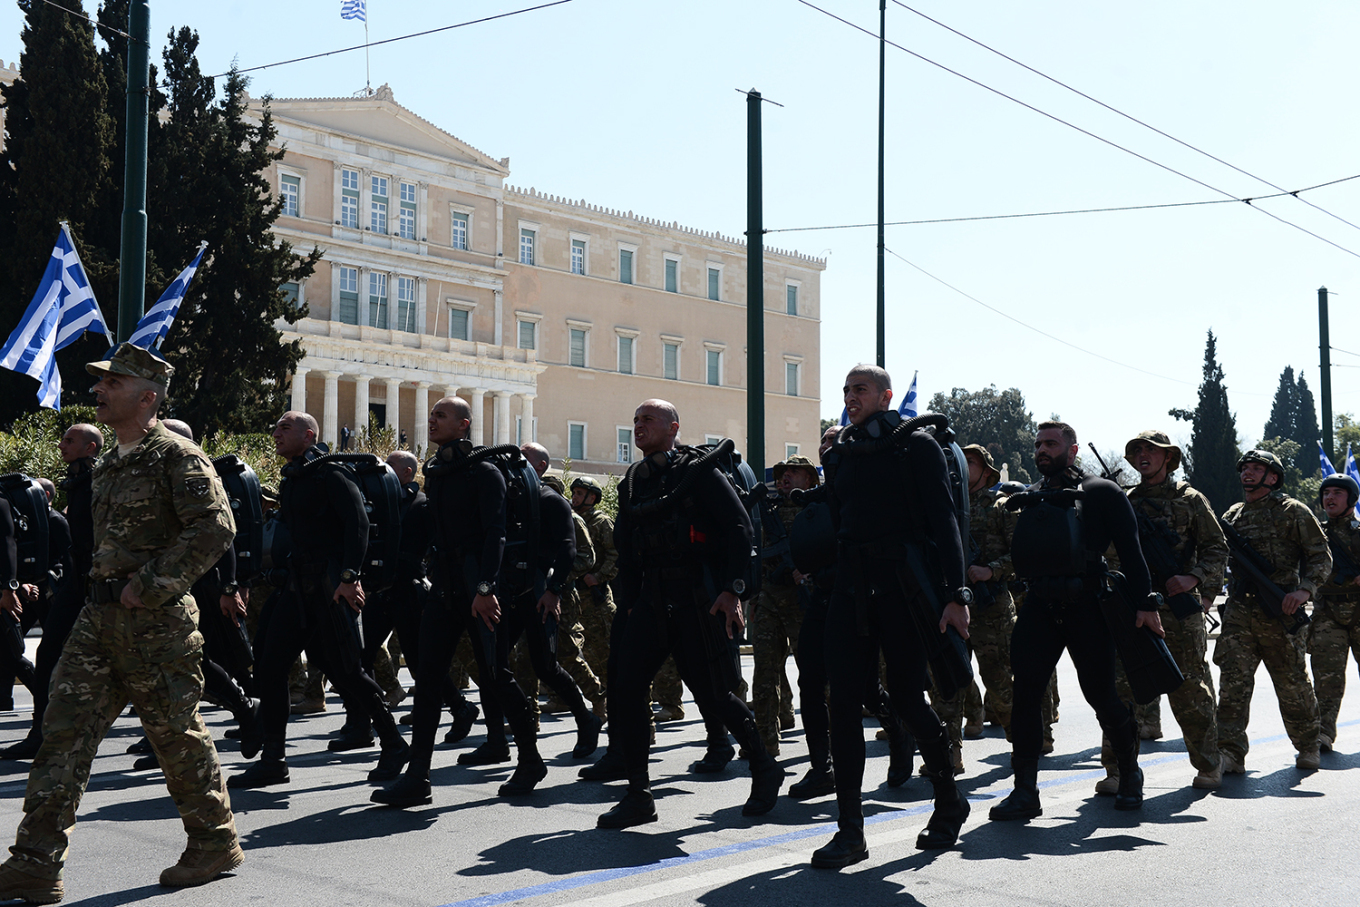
0,498,15,589
613,449,754,612
827,413,967,594
1037,469,1152,602
536,485,576,595
61,458,95,580
395,483,431,582
46,509,71,584
426,454,505,596
279,445,369,581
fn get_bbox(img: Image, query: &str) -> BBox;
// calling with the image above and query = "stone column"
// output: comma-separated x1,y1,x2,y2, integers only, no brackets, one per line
353,374,370,436
469,388,486,447
291,366,309,414
519,393,535,445
442,385,460,402
385,378,402,434
493,288,504,347
322,371,341,448
414,381,431,453
494,391,512,446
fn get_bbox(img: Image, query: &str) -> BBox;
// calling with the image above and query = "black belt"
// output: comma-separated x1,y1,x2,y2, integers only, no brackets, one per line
89,578,127,604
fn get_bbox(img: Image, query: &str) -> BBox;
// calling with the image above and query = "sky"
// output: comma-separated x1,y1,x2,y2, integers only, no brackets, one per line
3,0,1359,458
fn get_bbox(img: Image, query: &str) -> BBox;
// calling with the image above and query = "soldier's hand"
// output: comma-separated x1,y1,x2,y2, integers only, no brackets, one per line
940,601,970,639
966,565,993,583
583,573,599,587
120,581,144,609
220,593,247,625
538,590,561,623
1136,609,1165,637
472,593,500,631
1201,595,1215,613
334,580,365,613
710,590,744,639
792,569,807,585
1165,574,1199,596
0,589,19,617
1281,590,1309,615
19,584,38,603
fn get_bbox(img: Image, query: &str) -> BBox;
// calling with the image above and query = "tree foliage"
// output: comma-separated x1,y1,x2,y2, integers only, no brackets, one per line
929,385,1036,484
1170,330,1240,513
1262,366,1321,477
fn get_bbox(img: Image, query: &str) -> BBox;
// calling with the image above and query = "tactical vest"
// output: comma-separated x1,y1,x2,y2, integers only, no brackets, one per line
1010,487,1101,601
0,474,49,583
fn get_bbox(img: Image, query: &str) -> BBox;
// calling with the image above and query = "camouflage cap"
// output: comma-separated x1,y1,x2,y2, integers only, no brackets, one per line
961,444,1001,486
86,342,174,389
1124,429,1182,473
772,454,820,486
571,476,603,499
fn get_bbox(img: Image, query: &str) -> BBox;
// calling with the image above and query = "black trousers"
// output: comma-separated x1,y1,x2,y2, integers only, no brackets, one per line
798,587,897,755
825,565,944,829
1010,595,1131,759
356,580,467,720
21,580,83,735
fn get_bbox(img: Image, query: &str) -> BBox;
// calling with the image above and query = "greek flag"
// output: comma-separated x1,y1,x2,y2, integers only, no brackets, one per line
1319,440,1337,477
1347,443,1360,518
838,407,849,427
0,224,112,409
127,243,207,350
340,0,366,21
898,370,919,419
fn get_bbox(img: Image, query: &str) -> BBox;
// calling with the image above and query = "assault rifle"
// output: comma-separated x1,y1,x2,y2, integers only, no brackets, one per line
1217,517,1311,635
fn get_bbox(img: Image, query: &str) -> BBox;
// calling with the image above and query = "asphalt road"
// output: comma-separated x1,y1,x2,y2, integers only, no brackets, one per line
0,638,1356,907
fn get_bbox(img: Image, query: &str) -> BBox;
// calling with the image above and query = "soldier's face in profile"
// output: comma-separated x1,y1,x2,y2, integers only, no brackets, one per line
272,417,312,459
1322,487,1352,519
1128,441,1168,481
633,405,677,456
571,488,589,511
428,402,469,447
966,454,985,487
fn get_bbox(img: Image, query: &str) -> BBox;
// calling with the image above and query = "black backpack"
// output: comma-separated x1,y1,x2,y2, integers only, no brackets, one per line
211,455,264,583
292,454,403,593
0,474,49,583
486,448,541,598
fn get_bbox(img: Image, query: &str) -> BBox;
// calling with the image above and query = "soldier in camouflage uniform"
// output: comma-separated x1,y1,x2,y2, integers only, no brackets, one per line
1309,474,1360,751
0,345,242,903
1216,449,1330,773
1095,431,1228,793
750,456,818,755
571,477,618,689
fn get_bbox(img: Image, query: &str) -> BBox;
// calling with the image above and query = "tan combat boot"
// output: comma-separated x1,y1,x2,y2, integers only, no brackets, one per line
0,863,63,904
159,844,245,888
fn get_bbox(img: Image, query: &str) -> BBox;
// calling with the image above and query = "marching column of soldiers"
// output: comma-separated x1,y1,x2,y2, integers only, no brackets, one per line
0,346,1353,900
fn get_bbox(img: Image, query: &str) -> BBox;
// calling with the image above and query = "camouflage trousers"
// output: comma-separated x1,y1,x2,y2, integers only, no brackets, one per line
930,596,1016,745
576,583,615,689
652,656,683,711
514,593,603,716
1215,597,1320,761
8,599,236,880
1308,601,1360,742
1104,604,1220,773
750,587,803,751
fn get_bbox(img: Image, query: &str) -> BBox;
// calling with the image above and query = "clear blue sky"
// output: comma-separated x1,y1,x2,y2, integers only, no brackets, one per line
4,0,1358,457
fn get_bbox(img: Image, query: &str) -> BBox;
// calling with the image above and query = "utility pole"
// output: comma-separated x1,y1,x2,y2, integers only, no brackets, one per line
746,89,766,480
1320,286,1334,460
876,0,886,367
117,0,151,343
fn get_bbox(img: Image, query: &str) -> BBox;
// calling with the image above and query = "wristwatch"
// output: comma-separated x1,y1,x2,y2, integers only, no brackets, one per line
546,580,566,596
339,569,361,584
730,578,747,596
476,580,495,597
220,582,239,597
954,587,975,607
5,580,17,592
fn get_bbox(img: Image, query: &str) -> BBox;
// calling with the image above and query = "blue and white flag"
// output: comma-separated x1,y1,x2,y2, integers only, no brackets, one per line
1319,440,1337,477
127,243,207,350
1347,443,1360,519
340,0,366,22
838,407,849,427
898,370,919,419
0,224,112,409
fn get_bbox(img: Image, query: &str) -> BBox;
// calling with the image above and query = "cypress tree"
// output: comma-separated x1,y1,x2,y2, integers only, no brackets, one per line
1170,331,1240,513
1293,371,1320,474
1262,366,1296,446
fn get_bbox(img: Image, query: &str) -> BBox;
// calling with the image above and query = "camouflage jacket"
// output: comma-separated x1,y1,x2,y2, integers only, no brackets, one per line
761,495,802,588
568,511,596,584
578,506,618,583
1320,515,1360,624
91,421,235,608
1127,479,1228,593
969,487,1016,583
1222,491,1331,599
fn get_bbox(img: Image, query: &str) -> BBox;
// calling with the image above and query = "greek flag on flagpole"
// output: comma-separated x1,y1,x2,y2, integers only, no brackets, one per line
1347,443,1360,519
898,370,919,419
0,224,112,409
1319,440,1337,477
340,0,366,21
838,407,849,426
128,243,207,350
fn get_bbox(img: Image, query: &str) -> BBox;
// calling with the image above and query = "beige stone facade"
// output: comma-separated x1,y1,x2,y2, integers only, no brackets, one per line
255,85,825,472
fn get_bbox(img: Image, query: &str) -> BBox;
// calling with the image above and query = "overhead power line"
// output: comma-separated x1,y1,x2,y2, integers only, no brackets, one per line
37,0,141,42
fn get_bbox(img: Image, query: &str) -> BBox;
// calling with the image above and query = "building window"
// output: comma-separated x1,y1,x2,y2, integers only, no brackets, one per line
663,342,679,380
619,249,633,285
706,349,721,386
707,266,721,301
338,266,359,324
786,360,799,396
280,174,300,217
786,444,800,459
280,281,301,309
617,427,633,464
571,238,586,275
664,258,678,293
568,422,586,461
341,169,359,228
617,335,634,374
449,307,470,341
786,284,798,316
519,229,535,266
368,272,389,329
705,434,723,446
370,175,389,233
450,212,468,250
518,320,536,351
395,276,416,332
569,328,588,368
398,182,417,240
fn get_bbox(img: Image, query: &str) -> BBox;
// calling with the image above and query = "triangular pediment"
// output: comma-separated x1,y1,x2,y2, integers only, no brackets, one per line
257,88,509,176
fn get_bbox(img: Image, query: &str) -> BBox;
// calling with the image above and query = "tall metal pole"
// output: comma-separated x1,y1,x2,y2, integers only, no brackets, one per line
876,0,886,367
1320,286,1334,460
746,89,765,481
117,0,151,343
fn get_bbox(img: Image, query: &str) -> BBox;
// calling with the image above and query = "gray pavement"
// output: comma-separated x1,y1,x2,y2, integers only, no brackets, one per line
0,639,1357,907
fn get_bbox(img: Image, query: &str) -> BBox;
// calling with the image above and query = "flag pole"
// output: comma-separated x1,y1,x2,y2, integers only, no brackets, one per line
365,18,371,94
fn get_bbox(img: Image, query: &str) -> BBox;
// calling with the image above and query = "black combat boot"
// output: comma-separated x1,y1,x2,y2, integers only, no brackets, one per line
579,745,628,781
692,720,735,774
811,794,868,869
735,719,785,816
988,754,1041,821
371,752,432,807
598,774,658,828
0,730,41,761
914,725,970,849
788,732,835,800
572,712,605,759
367,700,410,783
1110,717,1143,811
329,702,375,752
228,736,289,789
443,700,479,745
881,712,916,787
220,675,263,760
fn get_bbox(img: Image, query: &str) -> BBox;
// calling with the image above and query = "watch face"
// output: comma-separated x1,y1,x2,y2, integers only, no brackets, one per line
732,579,746,595
477,582,493,596
958,587,974,606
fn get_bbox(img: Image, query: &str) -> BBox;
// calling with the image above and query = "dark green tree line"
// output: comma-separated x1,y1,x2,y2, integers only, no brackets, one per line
1170,330,1240,513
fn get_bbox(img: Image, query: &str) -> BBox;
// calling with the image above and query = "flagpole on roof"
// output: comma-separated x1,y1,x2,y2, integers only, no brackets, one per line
117,0,151,344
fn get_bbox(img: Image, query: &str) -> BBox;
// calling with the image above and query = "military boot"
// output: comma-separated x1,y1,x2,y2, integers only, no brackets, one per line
220,675,263,761
738,720,785,816
692,720,736,774
1111,718,1143,811
572,712,605,759
1094,734,1120,795
367,699,410,783
228,736,289,789
0,729,41,761
0,861,62,903
881,712,916,787
811,793,868,869
371,753,432,807
159,844,245,887
443,699,479,745
988,754,1041,821
579,745,628,781
914,724,970,849
789,732,836,800
599,774,658,828
328,702,375,752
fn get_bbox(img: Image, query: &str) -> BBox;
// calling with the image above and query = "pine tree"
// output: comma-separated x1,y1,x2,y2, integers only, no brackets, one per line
1170,330,1240,513
1294,371,1320,474
1263,366,1296,445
